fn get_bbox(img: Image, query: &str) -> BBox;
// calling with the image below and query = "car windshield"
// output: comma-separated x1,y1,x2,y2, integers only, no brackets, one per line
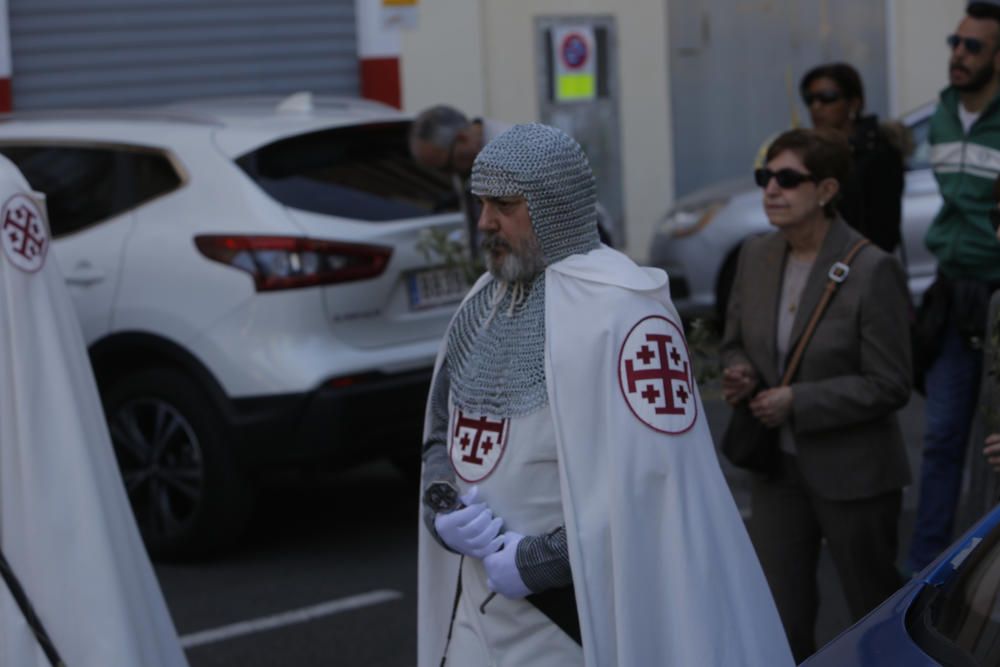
925,522,1000,663
237,121,459,222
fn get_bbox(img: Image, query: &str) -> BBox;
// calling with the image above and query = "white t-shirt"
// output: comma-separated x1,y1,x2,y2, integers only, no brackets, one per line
959,103,981,133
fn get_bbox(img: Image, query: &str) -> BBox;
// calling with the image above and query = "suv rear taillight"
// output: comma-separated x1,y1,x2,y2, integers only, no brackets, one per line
194,235,391,292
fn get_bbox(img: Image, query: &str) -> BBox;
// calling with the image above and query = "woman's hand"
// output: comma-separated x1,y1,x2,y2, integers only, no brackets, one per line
749,386,794,428
984,434,1000,473
722,364,759,405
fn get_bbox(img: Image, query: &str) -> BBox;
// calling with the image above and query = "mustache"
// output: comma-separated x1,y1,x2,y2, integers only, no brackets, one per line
951,61,970,75
481,233,512,253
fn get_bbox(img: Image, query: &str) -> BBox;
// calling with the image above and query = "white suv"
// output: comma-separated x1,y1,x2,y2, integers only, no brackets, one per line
0,95,469,558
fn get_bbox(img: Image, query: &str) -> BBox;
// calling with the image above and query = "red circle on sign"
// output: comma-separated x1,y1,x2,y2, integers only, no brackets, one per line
560,33,589,70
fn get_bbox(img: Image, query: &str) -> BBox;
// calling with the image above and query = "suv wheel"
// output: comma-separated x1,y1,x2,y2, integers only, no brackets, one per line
103,368,253,560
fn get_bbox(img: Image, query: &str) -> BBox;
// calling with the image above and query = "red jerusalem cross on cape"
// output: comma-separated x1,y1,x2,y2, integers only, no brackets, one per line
449,408,509,482
618,315,698,434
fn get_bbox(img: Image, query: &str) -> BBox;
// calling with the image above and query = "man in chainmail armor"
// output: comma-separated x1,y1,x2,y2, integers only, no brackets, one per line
417,124,794,667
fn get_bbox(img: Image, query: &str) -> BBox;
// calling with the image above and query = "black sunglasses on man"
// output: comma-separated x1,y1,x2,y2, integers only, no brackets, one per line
948,34,986,55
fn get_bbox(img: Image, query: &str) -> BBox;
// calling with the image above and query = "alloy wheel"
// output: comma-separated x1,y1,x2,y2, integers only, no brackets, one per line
109,397,206,543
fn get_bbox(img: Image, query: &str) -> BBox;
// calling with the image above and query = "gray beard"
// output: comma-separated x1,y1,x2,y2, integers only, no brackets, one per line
482,232,546,283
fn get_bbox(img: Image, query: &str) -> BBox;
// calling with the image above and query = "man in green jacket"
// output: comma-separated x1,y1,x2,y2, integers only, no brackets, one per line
908,0,1000,574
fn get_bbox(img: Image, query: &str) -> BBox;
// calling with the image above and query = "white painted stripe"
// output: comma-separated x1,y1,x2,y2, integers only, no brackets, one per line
179,589,404,649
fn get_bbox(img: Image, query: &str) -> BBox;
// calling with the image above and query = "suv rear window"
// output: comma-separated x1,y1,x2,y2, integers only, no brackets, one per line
0,144,182,238
236,121,459,222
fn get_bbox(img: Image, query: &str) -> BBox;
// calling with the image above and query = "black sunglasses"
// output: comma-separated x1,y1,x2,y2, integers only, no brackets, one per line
754,168,817,189
802,89,842,106
990,207,1000,233
947,34,986,55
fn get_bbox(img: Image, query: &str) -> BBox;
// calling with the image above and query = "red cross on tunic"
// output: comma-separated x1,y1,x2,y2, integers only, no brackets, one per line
453,411,507,466
624,333,691,415
3,202,45,262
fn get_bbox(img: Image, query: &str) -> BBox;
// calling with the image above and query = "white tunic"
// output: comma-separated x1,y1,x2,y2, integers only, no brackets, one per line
445,400,582,666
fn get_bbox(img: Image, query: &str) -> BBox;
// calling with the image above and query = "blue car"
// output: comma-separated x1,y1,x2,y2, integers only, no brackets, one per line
803,504,1000,666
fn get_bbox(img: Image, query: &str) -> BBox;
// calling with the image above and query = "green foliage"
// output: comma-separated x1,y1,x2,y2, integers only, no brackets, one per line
687,317,721,388
415,228,484,284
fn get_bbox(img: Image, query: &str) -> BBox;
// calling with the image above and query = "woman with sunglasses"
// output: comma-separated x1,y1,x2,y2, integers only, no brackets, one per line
800,63,907,254
720,128,913,663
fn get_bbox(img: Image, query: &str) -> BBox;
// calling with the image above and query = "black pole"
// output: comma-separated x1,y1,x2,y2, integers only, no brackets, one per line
0,548,66,667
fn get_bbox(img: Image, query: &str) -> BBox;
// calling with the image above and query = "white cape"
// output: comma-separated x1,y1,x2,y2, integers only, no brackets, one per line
0,156,189,667
418,246,793,666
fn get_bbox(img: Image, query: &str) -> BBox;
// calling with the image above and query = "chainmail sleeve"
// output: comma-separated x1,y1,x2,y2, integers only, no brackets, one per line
515,526,572,593
422,359,456,548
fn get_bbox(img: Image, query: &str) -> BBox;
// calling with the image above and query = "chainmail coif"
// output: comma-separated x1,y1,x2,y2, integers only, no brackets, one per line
445,124,601,417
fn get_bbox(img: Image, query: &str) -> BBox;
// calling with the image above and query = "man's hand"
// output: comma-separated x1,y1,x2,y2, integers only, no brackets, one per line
984,433,1000,473
749,386,793,428
483,532,532,599
433,486,504,559
722,364,759,405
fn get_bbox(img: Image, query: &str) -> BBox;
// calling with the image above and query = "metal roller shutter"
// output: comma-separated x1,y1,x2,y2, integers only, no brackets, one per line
9,0,359,110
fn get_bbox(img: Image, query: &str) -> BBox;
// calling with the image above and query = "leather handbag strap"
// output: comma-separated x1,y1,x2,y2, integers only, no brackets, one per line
780,238,870,386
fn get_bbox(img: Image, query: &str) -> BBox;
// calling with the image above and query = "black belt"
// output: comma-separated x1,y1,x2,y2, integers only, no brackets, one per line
0,548,65,666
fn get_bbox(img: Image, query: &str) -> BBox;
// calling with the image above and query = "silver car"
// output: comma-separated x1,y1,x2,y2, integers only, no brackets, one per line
649,103,939,321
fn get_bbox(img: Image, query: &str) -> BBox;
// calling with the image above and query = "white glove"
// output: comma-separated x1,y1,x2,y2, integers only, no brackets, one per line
484,532,532,599
433,486,504,559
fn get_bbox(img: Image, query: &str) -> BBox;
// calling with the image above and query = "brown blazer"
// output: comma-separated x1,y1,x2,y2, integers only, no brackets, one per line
721,217,912,501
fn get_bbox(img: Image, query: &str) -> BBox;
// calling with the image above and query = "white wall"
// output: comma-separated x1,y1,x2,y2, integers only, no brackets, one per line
400,0,487,119
401,0,673,260
888,0,966,115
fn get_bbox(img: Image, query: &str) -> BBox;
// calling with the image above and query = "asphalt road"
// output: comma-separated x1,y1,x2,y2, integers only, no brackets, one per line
156,390,931,667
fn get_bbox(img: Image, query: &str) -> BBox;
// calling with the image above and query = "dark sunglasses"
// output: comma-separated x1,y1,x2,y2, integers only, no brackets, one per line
754,168,817,189
947,34,986,55
802,89,842,106
990,207,1000,233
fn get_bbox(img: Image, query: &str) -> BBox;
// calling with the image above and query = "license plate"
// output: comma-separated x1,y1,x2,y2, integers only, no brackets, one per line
407,266,470,309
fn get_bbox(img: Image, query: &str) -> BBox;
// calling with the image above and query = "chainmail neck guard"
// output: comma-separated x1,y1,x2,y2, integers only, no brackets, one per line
446,124,600,417
446,275,547,417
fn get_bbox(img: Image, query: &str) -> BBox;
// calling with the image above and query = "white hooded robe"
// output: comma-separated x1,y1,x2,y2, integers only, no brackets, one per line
0,155,189,667
418,246,794,667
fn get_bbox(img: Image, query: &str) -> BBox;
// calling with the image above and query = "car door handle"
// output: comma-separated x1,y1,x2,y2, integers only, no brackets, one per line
64,261,106,286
